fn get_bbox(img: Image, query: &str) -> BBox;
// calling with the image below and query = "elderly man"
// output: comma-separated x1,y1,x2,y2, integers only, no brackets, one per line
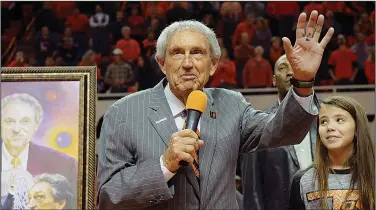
1,93,78,209
28,173,76,209
241,54,317,210
97,11,334,209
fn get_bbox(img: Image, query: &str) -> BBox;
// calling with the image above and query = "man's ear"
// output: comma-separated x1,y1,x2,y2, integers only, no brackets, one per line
209,58,220,76
155,56,166,75
272,75,276,87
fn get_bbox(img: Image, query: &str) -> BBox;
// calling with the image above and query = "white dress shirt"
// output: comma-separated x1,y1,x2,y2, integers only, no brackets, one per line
160,86,317,182
278,97,314,170
2,142,29,172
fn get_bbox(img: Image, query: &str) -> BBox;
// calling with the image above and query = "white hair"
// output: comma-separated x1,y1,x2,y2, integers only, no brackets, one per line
34,173,75,209
155,20,221,60
1,93,43,126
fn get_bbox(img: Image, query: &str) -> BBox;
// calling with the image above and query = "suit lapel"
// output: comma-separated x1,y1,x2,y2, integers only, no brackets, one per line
148,79,178,147
148,79,200,195
267,102,301,168
199,90,217,204
287,145,299,168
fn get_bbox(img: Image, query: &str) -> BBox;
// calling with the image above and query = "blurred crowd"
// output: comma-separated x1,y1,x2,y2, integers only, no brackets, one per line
2,1,375,93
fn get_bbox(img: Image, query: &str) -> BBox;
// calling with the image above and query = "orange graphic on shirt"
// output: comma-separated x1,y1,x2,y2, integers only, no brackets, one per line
307,190,361,209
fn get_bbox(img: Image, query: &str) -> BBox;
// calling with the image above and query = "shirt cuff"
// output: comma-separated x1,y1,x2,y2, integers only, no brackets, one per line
292,88,318,115
160,155,176,182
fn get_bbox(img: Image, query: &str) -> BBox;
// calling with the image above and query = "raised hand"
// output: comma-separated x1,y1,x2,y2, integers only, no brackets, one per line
282,10,334,81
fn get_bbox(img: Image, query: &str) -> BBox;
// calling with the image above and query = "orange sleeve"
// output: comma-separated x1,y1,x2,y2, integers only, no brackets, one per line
115,40,121,49
224,61,236,78
364,60,375,83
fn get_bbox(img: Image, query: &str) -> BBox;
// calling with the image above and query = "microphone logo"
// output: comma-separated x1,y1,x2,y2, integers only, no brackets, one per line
209,111,216,119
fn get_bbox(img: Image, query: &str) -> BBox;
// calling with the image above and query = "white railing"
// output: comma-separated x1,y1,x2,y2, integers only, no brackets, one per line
97,84,375,98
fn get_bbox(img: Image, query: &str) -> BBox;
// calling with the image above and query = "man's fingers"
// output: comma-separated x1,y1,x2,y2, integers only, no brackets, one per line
177,152,194,163
179,129,199,139
313,14,324,42
184,145,195,153
197,140,204,147
296,12,307,39
282,37,293,56
306,10,318,38
319,27,334,49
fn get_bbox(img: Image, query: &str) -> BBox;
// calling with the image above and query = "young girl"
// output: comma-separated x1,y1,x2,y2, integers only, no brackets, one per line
289,96,375,210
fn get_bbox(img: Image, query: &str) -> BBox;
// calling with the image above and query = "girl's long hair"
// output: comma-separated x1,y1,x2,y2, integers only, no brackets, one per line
314,96,375,209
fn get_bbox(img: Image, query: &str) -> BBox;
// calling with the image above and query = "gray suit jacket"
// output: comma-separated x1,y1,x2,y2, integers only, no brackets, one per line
97,78,318,210
240,102,317,210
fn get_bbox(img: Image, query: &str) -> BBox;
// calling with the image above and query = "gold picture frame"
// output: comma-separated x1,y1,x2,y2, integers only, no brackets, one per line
1,66,96,210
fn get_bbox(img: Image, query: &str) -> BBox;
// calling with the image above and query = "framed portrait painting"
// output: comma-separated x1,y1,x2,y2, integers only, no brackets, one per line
0,67,96,210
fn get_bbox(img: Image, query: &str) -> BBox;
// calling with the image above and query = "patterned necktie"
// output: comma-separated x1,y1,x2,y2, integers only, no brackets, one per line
182,110,200,178
11,156,21,168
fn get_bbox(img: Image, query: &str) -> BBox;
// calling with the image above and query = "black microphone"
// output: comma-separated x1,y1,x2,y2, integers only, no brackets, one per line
179,90,207,166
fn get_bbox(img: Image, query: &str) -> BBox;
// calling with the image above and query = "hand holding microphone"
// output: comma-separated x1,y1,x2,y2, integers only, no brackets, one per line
163,90,207,173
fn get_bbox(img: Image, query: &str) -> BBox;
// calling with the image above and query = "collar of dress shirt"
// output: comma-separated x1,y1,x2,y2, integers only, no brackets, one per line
2,141,30,167
164,83,186,118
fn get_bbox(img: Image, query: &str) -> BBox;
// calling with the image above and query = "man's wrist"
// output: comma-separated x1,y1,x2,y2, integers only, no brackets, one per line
293,87,313,97
162,154,177,173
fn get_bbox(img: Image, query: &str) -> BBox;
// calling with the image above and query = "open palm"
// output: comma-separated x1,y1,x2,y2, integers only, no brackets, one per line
283,11,334,81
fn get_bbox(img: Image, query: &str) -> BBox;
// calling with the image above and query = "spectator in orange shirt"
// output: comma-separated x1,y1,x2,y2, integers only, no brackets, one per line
328,34,358,85
364,47,375,84
65,7,89,51
234,33,255,87
232,14,255,50
7,51,29,67
142,28,157,57
210,48,237,88
116,26,141,64
269,36,284,66
243,46,273,88
65,7,89,34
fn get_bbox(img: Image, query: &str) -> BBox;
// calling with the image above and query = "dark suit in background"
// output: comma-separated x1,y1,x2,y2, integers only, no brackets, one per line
241,102,317,210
